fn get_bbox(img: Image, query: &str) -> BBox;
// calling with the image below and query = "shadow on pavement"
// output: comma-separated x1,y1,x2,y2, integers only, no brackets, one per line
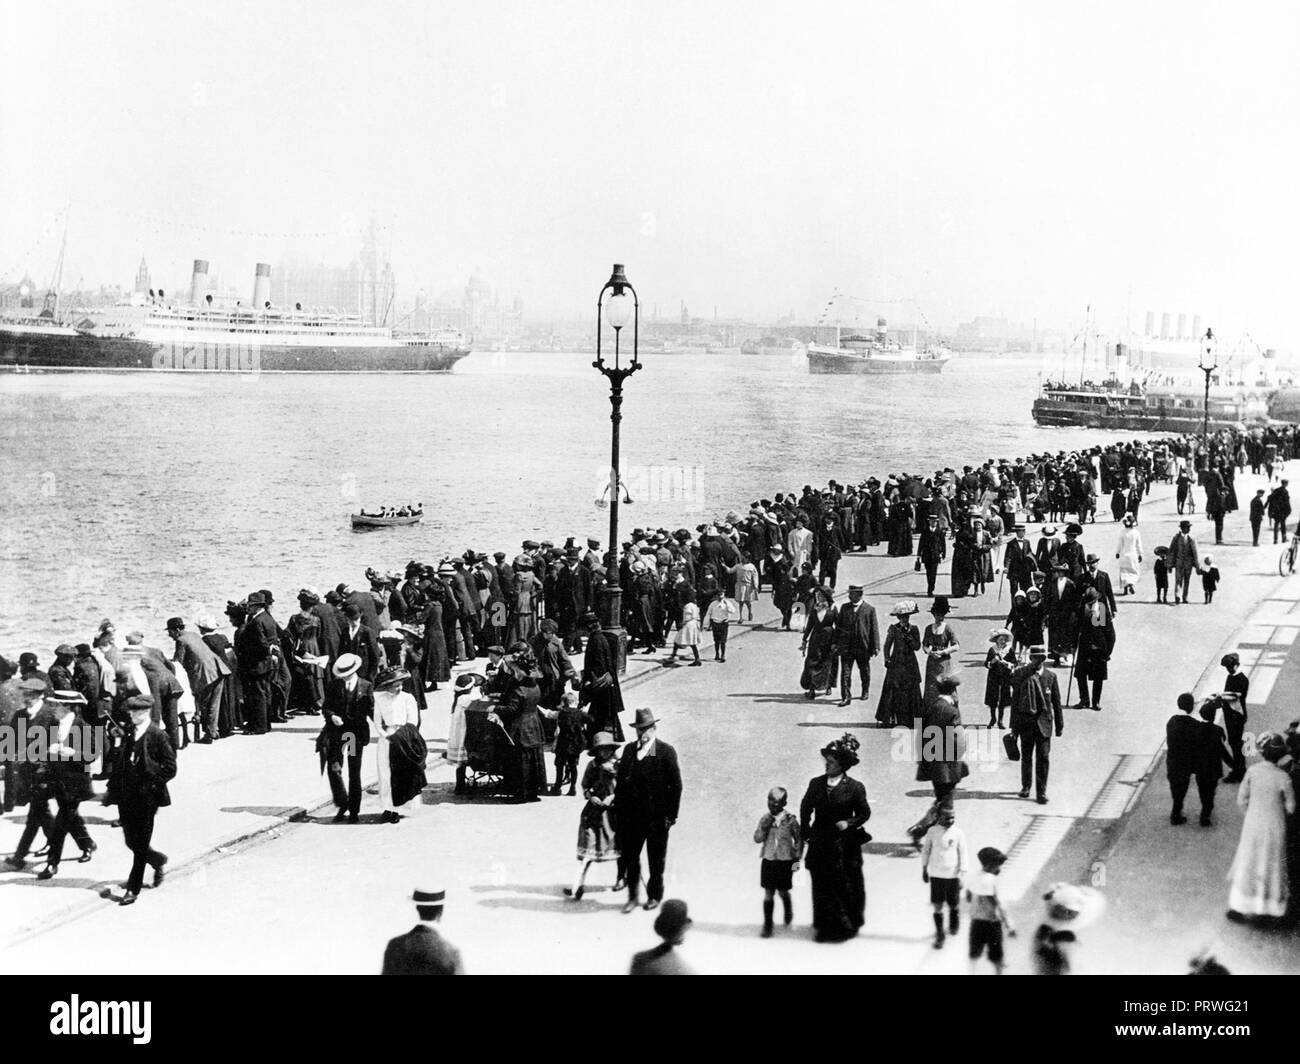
219,806,301,818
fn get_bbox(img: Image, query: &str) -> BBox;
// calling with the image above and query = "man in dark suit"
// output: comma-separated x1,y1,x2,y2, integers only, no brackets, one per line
616,708,682,913
1267,479,1292,543
1034,526,1061,575
338,601,382,681
321,654,373,823
554,550,591,653
1009,645,1063,804
1167,520,1200,605
1077,553,1118,615
167,617,230,745
238,591,281,733
1165,692,1202,825
835,585,880,706
122,635,184,750
108,693,177,905
1003,524,1037,596
1249,488,1267,547
382,887,463,975
915,515,946,597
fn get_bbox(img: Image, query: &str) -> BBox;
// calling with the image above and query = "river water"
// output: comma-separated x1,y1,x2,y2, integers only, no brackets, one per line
0,349,1151,653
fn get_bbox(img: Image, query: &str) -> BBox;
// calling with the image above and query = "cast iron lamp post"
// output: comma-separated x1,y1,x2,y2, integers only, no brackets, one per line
593,264,639,672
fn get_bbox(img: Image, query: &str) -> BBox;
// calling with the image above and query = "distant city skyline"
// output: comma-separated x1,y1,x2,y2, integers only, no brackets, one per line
3,2,1298,347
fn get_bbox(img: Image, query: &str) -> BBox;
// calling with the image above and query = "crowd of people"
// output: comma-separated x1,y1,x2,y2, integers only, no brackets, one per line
2,421,1298,963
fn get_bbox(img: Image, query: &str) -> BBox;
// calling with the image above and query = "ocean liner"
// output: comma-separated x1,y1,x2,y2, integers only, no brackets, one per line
0,260,471,373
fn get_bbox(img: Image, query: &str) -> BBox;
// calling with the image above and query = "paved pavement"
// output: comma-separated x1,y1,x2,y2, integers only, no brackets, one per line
4,464,1300,973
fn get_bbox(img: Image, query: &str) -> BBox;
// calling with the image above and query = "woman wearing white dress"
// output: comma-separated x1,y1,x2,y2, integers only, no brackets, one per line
1227,733,1296,921
1114,514,1144,595
373,667,421,823
668,594,702,666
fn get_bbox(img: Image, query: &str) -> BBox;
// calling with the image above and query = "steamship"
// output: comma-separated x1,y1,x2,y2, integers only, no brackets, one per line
0,260,471,374
806,317,952,374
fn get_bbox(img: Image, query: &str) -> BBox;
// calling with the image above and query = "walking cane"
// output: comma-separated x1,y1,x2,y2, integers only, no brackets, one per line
997,562,1007,602
1064,629,1081,706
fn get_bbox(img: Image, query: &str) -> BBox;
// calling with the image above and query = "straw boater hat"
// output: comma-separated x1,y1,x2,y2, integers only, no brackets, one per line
890,598,920,617
332,653,362,679
1040,882,1106,929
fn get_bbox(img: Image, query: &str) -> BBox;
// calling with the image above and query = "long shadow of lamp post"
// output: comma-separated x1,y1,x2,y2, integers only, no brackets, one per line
592,264,639,673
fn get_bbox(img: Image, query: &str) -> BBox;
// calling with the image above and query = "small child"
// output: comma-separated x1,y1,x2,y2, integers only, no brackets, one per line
753,786,801,937
734,553,760,622
984,629,1016,729
1153,546,1170,604
967,846,1015,973
703,590,732,663
1201,556,1220,604
921,805,969,948
545,689,590,796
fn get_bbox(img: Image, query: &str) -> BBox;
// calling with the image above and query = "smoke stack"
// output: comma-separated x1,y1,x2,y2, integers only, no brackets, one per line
1144,311,1155,338
253,263,272,311
1176,312,1187,341
1160,311,1171,340
1192,315,1202,341
190,259,210,306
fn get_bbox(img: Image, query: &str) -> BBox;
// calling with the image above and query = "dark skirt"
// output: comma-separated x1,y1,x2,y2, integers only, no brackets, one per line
806,837,865,941
876,669,923,725
761,858,794,891
801,652,838,692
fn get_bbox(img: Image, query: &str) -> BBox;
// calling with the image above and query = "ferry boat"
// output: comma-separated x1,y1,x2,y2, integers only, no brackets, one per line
1031,377,1271,432
807,318,951,374
0,260,471,374
741,336,806,357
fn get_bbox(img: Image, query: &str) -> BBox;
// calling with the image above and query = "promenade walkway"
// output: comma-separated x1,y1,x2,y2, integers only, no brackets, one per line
4,463,1297,974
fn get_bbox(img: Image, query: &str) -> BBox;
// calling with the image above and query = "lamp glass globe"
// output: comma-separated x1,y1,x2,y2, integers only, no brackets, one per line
605,290,633,330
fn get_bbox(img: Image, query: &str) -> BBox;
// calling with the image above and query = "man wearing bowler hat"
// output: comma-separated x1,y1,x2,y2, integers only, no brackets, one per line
1009,645,1063,804
166,617,230,744
320,653,373,823
835,584,880,706
616,708,682,913
1167,519,1201,605
382,886,462,974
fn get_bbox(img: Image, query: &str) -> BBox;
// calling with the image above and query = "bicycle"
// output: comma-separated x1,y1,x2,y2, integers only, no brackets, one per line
1280,531,1300,576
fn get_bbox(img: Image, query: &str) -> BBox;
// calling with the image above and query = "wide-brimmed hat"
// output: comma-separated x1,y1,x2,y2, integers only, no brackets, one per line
653,899,692,940
977,846,1007,869
374,667,409,690
936,675,961,693
332,653,362,679
890,598,919,617
1041,882,1106,929
591,731,618,750
453,673,482,692
988,627,1012,642
1064,523,1083,537
46,689,88,706
1041,525,1057,536
930,595,954,615
632,707,659,731
820,732,861,769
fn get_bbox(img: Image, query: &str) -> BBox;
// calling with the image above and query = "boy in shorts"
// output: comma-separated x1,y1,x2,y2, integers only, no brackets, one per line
921,806,968,948
967,846,1015,973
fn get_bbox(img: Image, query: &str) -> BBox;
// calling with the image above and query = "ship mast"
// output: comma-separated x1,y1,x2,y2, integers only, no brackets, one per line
41,216,68,322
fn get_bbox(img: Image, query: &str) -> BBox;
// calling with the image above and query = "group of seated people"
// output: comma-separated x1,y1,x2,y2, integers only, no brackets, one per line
359,504,424,519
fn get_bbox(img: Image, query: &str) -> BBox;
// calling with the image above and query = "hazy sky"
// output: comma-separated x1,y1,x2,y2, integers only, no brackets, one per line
3,1,1298,342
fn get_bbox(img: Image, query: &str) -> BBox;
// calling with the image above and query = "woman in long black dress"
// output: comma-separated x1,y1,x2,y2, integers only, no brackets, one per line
799,588,838,700
876,600,923,727
799,733,871,942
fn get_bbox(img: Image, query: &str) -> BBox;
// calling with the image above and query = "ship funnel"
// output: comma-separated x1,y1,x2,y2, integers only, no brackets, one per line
190,259,210,306
1177,312,1187,341
1160,311,1171,340
1144,310,1155,338
252,263,272,311
1192,315,1202,341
